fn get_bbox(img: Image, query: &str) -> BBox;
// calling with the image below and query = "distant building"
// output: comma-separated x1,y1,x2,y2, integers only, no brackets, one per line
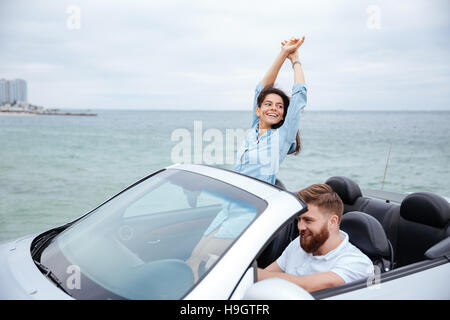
0,79,27,105
0,79,7,104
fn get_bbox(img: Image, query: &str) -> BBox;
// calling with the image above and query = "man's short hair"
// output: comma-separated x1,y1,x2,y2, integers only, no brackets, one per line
297,184,344,222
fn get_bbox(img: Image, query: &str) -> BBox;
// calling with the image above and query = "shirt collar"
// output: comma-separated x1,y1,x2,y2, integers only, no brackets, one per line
311,230,349,261
254,123,274,138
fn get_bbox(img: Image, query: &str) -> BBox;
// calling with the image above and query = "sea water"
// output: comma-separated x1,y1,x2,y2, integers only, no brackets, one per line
1,110,449,241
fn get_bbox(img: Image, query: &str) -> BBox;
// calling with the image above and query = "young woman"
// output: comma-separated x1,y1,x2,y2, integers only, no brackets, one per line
235,36,307,185
187,37,307,280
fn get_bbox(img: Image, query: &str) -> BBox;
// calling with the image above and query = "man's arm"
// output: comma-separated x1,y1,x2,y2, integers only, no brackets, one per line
257,268,345,293
263,261,284,272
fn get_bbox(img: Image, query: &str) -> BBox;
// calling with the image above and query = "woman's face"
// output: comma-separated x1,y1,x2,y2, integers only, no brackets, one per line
256,93,284,129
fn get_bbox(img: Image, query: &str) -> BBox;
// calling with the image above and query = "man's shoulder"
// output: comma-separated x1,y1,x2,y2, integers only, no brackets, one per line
336,239,373,266
329,234,374,283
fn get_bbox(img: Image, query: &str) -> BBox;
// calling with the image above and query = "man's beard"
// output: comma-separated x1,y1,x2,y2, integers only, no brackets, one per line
300,223,330,254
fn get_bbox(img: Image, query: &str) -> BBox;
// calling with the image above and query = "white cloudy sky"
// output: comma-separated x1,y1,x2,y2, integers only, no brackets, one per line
1,0,449,110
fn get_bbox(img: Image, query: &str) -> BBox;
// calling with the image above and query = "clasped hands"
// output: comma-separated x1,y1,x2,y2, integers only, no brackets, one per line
281,36,305,63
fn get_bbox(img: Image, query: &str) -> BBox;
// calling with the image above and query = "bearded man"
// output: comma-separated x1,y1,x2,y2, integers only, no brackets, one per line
257,184,374,292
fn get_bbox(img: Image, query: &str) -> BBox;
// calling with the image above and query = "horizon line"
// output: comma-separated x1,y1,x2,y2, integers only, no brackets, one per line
55,108,450,112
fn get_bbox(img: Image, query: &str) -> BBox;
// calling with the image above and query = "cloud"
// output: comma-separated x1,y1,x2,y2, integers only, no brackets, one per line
0,0,449,110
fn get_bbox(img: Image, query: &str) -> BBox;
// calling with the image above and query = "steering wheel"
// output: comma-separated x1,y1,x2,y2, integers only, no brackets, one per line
116,259,194,299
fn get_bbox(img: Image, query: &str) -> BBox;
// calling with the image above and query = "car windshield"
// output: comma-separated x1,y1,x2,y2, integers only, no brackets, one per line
39,169,267,299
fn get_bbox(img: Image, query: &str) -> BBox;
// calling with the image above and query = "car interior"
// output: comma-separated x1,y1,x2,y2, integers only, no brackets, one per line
257,176,450,295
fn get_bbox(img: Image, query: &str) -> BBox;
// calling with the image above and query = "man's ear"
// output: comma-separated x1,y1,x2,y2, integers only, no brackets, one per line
329,215,339,229
255,107,261,117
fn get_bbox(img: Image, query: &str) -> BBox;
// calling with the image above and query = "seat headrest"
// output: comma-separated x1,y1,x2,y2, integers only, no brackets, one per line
340,211,391,258
275,179,287,191
325,176,362,205
400,192,450,228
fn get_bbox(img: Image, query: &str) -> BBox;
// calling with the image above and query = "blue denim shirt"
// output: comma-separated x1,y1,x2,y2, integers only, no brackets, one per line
203,202,257,238
234,82,307,184
204,82,307,239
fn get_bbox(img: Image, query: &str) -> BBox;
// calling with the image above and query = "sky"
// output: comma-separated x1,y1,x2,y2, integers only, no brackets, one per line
0,0,449,110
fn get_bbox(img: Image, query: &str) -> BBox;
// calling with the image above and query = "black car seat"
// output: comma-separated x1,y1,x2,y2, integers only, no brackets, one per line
325,176,367,213
275,178,288,191
340,211,394,273
395,192,450,267
326,176,401,255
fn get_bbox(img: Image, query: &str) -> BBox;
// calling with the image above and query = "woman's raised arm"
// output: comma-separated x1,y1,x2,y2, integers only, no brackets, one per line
261,36,304,87
282,36,306,84
260,50,288,88
279,37,307,145
251,36,306,128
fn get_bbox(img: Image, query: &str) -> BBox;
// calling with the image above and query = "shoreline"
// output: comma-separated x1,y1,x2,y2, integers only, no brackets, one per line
0,111,36,116
0,110,97,116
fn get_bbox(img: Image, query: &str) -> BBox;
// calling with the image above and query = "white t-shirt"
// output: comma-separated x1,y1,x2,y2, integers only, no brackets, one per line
276,231,374,284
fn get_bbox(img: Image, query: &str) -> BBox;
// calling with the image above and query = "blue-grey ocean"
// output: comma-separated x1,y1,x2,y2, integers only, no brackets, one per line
1,110,449,242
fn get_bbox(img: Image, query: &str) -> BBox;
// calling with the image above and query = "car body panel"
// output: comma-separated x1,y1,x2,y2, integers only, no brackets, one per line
167,164,280,201
326,262,450,300
0,236,72,300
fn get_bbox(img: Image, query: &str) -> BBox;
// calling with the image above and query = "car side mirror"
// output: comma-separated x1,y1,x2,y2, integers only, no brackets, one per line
243,278,314,300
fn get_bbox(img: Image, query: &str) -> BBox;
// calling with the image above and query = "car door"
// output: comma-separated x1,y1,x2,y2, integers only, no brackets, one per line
184,190,306,299
322,258,450,299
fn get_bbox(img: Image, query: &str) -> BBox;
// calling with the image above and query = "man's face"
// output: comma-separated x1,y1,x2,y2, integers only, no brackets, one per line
297,204,330,254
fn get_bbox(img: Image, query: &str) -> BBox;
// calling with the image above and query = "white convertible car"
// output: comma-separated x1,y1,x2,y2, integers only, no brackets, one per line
0,164,449,300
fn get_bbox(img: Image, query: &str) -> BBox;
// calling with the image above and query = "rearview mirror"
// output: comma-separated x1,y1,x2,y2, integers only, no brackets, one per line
183,189,201,208
243,278,314,300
